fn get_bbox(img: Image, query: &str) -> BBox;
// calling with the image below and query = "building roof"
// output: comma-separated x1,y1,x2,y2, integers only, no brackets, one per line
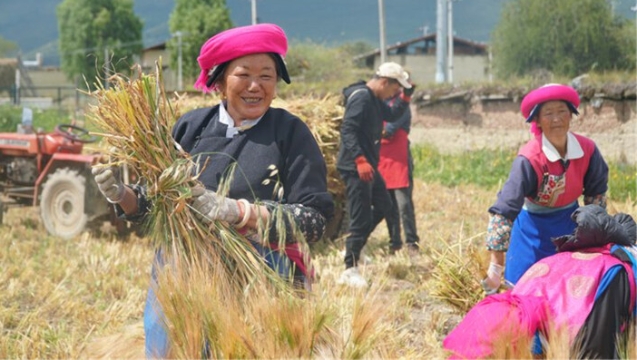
0,58,18,66
353,33,488,61
144,42,167,52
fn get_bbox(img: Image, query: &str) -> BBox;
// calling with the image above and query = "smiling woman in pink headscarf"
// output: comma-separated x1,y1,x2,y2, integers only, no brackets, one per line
481,83,609,295
90,23,333,357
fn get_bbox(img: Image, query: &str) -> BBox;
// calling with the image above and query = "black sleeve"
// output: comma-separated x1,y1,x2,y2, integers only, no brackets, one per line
340,92,367,159
488,156,537,220
262,202,327,244
265,116,334,244
574,269,631,359
113,184,151,223
583,146,609,197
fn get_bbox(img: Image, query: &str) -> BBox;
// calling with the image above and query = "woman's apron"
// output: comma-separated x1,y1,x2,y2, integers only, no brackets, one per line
505,201,578,285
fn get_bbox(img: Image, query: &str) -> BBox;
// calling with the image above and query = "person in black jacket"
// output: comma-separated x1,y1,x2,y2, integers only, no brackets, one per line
336,62,414,287
91,23,333,357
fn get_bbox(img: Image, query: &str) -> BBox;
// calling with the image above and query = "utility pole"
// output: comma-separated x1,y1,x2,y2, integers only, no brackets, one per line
435,0,447,83
251,0,258,25
104,47,110,90
630,1,637,197
447,0,454,83
378,0,387,64
14,67,20,105
174,31,184,91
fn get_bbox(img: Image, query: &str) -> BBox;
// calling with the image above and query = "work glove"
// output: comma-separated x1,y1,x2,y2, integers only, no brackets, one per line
355,156,374,182
481,262,504,295
190,185,241,225
403,83,416,98
92,165,126,204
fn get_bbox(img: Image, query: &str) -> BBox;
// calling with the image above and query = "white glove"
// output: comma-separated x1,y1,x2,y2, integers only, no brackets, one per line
190,185,241,225
481,262,504,295
91,165,125,204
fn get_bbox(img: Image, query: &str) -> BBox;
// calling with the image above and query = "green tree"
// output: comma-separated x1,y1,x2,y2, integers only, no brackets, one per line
0,36,18,57
168,0,233,84
57,0,143,88
491,0,635,79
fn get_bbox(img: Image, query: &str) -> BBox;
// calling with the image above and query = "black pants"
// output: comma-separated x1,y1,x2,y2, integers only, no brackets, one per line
386,184,419,247
340,170,397,268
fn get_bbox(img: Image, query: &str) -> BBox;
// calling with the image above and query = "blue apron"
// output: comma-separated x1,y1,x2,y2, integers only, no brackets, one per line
504,202,578,285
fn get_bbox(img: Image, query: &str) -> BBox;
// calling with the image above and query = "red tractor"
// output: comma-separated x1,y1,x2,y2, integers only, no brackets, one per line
0,124,120,239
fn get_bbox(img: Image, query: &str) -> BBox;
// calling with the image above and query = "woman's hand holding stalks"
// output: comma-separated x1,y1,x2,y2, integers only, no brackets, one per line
92,163,126,204
190,185,243,225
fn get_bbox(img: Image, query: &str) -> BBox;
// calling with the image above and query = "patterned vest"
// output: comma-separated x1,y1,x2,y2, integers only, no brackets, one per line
518,133,595,207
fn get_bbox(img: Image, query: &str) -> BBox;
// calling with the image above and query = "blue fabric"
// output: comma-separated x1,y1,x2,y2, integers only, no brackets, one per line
505,203,578,284
532,331,543,355
144,285,168,359
143,245,297,358
595,265,622,301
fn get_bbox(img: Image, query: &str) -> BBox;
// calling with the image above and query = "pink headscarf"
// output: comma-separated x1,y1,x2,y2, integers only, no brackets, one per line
194,23,288,93
520,84,580,136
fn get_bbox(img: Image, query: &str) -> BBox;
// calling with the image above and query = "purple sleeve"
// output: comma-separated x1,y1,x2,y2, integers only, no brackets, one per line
583,146,608,196
488,156,537,221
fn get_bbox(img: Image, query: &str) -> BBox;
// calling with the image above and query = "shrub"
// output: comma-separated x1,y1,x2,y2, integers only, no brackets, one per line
0,105,71,132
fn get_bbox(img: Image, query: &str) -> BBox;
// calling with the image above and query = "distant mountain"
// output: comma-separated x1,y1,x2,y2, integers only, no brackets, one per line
1,0,636,66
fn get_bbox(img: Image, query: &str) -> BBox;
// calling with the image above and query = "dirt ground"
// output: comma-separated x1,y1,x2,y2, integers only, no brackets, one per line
409,99,637,164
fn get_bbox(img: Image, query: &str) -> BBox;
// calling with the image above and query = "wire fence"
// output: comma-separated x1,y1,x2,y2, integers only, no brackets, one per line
0,85,94,112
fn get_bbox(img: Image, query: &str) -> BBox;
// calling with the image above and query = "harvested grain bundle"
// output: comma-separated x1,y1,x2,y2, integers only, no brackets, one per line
428,234,487,313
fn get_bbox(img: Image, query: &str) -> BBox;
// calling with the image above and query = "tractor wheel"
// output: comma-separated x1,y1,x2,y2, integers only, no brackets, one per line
40,168,88,239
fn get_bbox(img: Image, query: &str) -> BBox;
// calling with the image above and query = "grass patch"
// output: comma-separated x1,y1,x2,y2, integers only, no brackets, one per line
412,143,637,201
412,144,516,189
0,104,72,132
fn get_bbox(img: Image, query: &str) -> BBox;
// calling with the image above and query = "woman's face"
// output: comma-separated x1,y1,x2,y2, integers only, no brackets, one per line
536,100,571,139
218,53,278,122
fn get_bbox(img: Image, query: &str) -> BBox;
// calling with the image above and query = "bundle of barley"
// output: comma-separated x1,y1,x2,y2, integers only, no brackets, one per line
428,234,487,313
85,64,283,290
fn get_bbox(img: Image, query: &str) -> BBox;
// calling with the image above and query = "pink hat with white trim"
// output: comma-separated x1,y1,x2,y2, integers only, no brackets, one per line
194,23,290,93
520,83,580,122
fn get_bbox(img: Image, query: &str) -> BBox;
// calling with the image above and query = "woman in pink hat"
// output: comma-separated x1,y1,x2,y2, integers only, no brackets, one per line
91,23,333,357
481,83,609,294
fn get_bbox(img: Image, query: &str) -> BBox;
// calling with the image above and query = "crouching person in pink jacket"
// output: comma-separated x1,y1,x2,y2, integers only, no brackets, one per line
444,205,637,359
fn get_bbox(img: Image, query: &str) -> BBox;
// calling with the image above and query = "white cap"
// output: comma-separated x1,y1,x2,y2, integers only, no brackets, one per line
376,62,411,89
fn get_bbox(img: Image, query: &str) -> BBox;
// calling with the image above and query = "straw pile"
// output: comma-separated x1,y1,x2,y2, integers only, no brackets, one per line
428,234,487,313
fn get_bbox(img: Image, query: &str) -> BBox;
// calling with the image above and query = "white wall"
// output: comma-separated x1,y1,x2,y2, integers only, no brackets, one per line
374,54,490,85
